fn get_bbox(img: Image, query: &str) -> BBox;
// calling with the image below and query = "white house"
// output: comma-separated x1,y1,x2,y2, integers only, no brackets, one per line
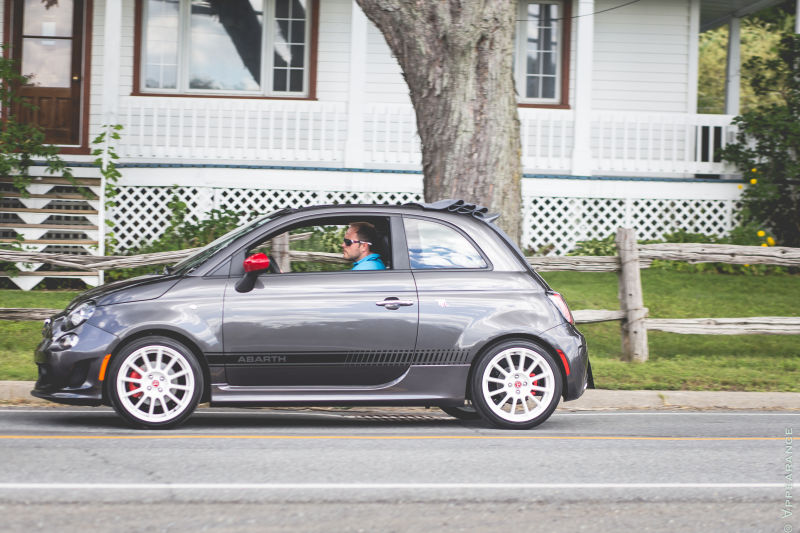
0,0,787,289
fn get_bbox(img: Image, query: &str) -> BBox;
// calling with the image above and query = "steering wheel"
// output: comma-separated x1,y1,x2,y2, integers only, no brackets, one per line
267,255,282,274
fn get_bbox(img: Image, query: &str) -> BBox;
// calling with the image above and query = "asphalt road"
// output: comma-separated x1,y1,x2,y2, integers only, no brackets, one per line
0,406,796,532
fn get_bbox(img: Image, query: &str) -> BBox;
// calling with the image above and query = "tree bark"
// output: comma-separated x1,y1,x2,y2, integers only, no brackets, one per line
355,0,523,243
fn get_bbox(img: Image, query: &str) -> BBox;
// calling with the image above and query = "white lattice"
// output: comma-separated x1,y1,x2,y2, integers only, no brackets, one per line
112,182,739,255
523,195,739,255
112,186,423,251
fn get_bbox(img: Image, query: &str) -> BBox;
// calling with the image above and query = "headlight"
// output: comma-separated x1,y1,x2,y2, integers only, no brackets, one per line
57,333,79,350
66,301,96,329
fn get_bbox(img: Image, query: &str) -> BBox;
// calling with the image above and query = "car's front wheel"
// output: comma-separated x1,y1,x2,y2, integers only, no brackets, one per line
107,336,204,429
471,340,562,429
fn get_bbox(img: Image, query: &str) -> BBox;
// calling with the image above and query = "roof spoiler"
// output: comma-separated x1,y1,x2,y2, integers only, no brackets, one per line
404,199,500,223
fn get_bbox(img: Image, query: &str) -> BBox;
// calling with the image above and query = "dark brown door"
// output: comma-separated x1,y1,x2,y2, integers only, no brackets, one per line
11,0,84,145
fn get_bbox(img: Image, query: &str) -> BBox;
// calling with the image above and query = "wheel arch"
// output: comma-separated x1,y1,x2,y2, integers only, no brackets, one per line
465,333,568,401
102,329,212,405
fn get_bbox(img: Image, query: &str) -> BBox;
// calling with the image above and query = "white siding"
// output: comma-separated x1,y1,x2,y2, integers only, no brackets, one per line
591,0,692,112
0,1,5,44
567,4,577,108
120,0,135,96
365,22,410,104
89,0,696,130
87,0,106,141
317,0,351,102
89,0,133,139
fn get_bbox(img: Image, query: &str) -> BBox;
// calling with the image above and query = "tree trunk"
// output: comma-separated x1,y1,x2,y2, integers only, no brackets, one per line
355,0,523,243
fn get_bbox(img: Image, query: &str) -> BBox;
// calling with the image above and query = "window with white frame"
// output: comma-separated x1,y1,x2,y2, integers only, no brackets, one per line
141,0,311,96
515,1,564,104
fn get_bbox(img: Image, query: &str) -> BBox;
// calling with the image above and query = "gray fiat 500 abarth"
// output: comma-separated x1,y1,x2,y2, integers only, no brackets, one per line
33,200,591,429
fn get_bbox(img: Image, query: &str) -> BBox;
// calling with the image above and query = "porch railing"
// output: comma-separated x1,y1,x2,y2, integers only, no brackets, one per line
117,97,737,175
119,97,347,163
590,111,737,175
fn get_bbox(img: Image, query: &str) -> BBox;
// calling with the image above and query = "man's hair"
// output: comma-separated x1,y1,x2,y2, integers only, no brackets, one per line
349,222,379,251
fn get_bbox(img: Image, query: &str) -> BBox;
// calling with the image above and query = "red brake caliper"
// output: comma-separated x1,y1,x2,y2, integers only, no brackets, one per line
530,373,539,397
128,370,143,399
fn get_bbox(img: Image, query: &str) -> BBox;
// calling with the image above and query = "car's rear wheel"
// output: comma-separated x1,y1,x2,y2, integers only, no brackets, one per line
108,336,203,429
471,340,562,429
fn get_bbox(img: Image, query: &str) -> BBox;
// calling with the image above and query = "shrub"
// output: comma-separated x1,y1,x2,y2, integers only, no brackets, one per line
568,228,785,276
567,233,617,256
720,34,800,248
105,190,252,281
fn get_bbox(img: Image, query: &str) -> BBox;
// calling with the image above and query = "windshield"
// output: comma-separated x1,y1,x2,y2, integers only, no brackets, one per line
170,209,289,275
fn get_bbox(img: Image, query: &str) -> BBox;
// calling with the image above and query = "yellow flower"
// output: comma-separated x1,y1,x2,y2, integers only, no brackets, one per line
744,264,750,267
750,178,757,185
738,184,743,189
757,230,765,237
751,168,757,173
761,243,768,247
767,237,776,246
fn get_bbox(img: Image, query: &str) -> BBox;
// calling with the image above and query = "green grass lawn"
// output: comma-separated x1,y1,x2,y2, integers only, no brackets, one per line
0,290,76,381
1,271,799,390
542,270,800,391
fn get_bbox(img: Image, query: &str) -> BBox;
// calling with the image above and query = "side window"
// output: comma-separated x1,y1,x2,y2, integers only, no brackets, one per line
245,217,392,273
288,225,348,272
404,218,487,269
250,224,349,273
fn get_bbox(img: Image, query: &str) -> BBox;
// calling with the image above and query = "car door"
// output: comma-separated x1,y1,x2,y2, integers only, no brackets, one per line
404,215,517,362
222,215,418,387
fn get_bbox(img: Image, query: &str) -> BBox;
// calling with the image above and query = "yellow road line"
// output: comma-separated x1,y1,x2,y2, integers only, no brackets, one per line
0,435,783,441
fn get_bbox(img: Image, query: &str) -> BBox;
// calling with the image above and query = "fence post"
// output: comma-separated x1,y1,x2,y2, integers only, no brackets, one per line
616,227,649,362
271,232,291,272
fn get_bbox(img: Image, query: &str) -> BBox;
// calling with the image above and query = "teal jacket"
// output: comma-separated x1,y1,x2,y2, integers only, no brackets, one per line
352,253,386,271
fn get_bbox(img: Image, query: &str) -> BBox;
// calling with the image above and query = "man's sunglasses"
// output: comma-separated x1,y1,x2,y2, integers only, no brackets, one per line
343,238,372,246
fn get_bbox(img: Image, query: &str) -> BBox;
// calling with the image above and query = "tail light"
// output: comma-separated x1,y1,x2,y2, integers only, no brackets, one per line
547,292,574,325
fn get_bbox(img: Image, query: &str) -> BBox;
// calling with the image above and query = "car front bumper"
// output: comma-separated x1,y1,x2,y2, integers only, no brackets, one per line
32,321,118,406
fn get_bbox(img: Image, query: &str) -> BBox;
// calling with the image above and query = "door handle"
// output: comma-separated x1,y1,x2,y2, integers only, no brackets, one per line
376,298,414,310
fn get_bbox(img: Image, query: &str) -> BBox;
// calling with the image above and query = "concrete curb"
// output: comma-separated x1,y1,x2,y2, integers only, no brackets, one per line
558,389,800,411
2,381,800,410
0,381,47,405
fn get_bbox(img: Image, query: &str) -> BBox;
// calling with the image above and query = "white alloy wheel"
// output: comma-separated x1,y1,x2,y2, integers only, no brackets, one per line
472,341,562,429
109,338,202,428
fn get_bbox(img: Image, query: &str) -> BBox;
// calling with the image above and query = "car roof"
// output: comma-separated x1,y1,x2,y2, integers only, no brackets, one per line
277,199,501,224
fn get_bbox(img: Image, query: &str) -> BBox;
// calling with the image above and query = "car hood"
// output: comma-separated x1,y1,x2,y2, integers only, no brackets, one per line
69,274,183,309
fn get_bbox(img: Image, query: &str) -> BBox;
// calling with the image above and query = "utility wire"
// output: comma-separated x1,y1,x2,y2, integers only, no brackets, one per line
517,0,643,22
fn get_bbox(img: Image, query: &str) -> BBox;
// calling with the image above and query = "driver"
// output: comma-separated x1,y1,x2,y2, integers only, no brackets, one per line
343,222,386,271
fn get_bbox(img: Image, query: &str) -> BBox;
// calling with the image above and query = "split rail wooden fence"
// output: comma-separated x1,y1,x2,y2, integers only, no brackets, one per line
2,228,799,362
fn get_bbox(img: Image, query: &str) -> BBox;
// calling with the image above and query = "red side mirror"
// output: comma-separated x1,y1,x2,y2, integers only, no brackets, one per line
243,253,270,273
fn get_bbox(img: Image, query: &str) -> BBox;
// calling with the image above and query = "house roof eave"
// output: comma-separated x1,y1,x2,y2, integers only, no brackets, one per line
700,0,786,32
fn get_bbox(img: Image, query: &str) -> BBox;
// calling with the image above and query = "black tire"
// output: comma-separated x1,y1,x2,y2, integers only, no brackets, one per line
107,336,204,429
470,340,562,430
440,401,481,420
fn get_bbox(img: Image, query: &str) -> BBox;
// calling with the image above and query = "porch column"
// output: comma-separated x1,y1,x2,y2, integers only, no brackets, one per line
344,0,368,168
724,17,741,115
102,0,122,122
571,0,594,176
